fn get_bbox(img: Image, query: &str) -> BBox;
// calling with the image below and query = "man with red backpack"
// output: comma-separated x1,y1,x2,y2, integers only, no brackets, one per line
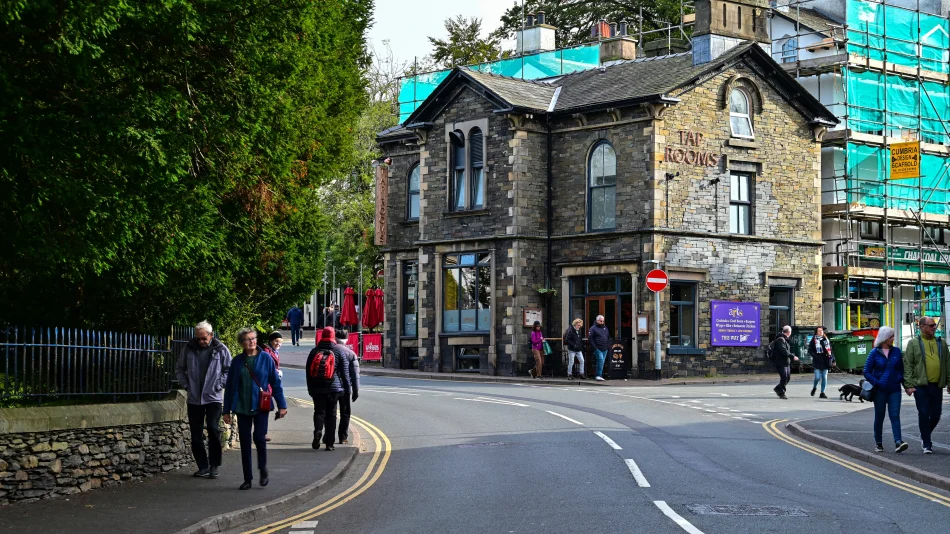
305,327,351,451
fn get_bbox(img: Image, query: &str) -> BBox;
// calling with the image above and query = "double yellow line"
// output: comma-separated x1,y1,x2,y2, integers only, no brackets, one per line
243,399,392,534
763,419,950,507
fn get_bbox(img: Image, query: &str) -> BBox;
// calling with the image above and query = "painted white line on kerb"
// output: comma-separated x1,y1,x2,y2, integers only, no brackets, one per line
292,521,319,528
624,459,650,487
546,411,585,425
594,431,622,450
654,501,704,534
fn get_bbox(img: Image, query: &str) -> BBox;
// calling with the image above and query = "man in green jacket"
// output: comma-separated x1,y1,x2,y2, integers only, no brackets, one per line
902,317,950,454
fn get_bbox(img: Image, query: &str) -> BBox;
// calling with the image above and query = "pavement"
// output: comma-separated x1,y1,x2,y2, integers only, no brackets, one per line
790,395,950,491
0,385,360,534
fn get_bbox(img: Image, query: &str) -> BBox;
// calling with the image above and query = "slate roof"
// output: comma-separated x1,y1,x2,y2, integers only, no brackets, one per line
461,70,557,112
773,7,842,37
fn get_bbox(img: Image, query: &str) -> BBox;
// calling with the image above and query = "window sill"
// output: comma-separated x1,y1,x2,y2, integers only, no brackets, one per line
401,219,420,226
727,138,758,149
586,227,617,234
668,347,706,356
442,208,490,218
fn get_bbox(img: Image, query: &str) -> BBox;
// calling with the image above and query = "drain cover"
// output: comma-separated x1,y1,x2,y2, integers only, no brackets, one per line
687,505,808,517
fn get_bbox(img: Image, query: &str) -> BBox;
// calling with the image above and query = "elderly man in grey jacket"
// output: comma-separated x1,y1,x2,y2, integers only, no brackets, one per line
176,321,232,479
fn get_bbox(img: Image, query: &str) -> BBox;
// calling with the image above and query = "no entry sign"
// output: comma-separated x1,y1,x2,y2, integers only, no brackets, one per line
645,269,669,292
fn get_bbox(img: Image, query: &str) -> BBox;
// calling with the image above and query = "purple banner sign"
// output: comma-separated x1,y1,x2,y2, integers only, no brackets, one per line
710,300,761,347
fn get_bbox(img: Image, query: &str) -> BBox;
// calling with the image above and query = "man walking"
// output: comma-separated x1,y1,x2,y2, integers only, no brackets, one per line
334,329,360,444
902,317,950,454
175,321,232,478
564,318,586,379
770,325,798,399
306,327,351,451
286,305,304,346
588,315,611,381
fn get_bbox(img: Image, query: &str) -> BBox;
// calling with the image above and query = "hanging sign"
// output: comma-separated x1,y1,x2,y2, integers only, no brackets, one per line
710,301,761,347
362,333,383,361
890,141,920,180
374,165,390,245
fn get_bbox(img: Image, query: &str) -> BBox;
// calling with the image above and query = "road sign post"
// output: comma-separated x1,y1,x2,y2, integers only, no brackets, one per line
645,269,669,379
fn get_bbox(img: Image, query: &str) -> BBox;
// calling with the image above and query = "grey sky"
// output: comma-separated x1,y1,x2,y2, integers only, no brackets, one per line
370,0,517,65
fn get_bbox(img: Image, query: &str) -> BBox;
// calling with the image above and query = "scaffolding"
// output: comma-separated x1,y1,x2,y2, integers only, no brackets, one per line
774,0,950,340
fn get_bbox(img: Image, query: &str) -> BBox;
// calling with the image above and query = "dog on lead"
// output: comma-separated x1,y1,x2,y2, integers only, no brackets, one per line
839,380,865,402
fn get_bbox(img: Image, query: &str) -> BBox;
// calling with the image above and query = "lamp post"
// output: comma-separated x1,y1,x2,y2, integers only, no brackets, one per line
645,260,664,380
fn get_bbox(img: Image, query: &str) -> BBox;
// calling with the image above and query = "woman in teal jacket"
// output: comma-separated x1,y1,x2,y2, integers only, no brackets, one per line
223,328,288,490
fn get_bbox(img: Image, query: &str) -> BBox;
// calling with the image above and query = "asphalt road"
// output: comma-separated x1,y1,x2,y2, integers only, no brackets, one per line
237,370,950,533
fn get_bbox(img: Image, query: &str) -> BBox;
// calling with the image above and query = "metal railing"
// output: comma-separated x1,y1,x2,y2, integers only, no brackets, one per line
0,326,192,405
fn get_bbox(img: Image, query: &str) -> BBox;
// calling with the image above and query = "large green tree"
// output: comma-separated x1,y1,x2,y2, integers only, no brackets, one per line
428,15,504,68
0,0,372,334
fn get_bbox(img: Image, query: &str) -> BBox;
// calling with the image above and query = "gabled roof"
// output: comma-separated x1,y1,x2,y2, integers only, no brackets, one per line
395,40,838,133
772,7,842,37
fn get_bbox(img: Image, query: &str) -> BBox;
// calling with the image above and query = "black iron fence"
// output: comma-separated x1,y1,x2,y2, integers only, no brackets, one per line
0,326,194,405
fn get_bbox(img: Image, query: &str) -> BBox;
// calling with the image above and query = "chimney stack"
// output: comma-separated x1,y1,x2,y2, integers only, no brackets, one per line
598,19,638,62
692,0,771,65
618,20,628,37
526,13,535,27
536,11,546,25
609,22,618,38
516,12,557,55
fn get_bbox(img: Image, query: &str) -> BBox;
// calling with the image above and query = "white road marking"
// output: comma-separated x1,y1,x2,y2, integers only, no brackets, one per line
292,521,319,528
624,459,650,487
546,411,585,425
704,409,718,413
453,397,529,407
718,393,730,397
476,396,529,406
671,395,681,398
594,431,622,450
689,400,702,403
742,414,756,417
654,501,705,534
290,531,314,534
360,389,420,396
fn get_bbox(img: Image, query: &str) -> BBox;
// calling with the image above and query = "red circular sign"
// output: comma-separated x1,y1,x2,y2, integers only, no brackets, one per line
645,269,669,292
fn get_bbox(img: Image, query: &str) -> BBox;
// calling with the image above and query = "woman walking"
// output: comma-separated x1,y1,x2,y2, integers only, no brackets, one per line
262,331,283,443
809,326,832,398
863,326,908,454
529,321,544,379
223,328,288,490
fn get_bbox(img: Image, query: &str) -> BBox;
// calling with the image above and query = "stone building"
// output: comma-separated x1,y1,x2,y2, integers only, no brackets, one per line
376,0,838,376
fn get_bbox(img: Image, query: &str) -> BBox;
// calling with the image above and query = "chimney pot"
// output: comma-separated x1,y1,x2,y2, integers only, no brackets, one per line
609,22,618,37
619,20,628,36
526,13,535,27
537,11,545,25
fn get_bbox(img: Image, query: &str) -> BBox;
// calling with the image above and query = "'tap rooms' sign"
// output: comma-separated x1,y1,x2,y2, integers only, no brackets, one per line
710,300,761,347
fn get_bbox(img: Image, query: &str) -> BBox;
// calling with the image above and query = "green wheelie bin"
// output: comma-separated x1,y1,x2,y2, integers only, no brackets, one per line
830,335,873,371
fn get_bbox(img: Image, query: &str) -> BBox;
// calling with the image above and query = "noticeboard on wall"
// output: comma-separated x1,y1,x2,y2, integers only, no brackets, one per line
523,308,543,327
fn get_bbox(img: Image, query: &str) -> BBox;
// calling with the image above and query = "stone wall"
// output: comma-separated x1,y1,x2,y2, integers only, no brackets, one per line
0,392,197,505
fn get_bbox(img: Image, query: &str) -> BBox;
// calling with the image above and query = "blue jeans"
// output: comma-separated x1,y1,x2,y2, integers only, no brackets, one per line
237,412,270,483
872,389,902,445
290,324,301,345
914,383,943,448
812,369,828,393
594,349,607,377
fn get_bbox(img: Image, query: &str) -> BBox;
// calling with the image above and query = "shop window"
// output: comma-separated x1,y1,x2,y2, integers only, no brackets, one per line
729,89,754,139
781,37,798,63
588,141,617,231
669,282,696,348
587,277,617,294
730,172,752,235
403,261,418,336
859,221,883,240
768,287,794,338
848,280,883,329
407,164,420,220
443,253,491,332
450,130,465,211
456,347,484,372
470,128,485,209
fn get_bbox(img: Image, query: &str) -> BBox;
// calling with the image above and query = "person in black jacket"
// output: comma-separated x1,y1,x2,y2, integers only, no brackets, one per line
770,326,798,399
334,329,360,444
563,318,586,379
305,327,351,451
588,315,611,381
809,326,833,398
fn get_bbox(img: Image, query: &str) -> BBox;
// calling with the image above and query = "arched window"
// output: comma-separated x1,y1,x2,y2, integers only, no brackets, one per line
729,89,754,139
407,164,420,220
450,130,465,211
469,128,484,209
588,141,617,231
781,37,798,63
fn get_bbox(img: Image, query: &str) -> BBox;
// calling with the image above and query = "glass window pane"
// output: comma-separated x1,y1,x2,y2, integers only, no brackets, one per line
603,144,616,177
408,192,419,219
603,186,616,228
769,288,790,307
671,283,694,303
454,169,466,209
731,174,740,200
477,253,491,264
444,268,460,310
680,304,695,347
471,168,484,208
460,254,476,266
404,314,417,336
587,277,617,293
409,166,420,192
444,310,460,332
459,268,475,309
730,90,749,113
477,266,491,309
670,303,681,345
730,205,740,233
741,205,750,234
444,255,458,267
731,116,753,137
591,144,604,182
591,188,606,229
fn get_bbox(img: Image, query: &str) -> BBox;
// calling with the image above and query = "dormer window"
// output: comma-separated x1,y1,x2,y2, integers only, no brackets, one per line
449,127,486,212
729,89,754,139
450,130,466,211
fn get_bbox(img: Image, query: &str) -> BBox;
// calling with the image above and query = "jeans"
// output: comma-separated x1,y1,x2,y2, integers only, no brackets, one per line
594,349,607,378
237,412,269,483
775,366,790,395
290,324,301,345
531,349,543,377
567,350,585,377
812,369,828,393
312,392,339,445
914,383,943,448
872,389,903,445
187,403,223,470
338,393,352,443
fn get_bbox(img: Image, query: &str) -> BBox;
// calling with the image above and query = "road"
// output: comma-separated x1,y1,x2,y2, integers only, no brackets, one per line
234,370,950,533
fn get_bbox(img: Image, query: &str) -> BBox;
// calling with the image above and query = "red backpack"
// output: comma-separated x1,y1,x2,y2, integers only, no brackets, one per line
309,349,335,381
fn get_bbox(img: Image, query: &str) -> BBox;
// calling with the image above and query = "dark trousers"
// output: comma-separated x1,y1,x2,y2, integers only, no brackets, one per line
187,402,222,469
338,393,352,442
237,412,269,483
775,366,791,395
312,393,339,445
291,324,301,345
914,383,943,448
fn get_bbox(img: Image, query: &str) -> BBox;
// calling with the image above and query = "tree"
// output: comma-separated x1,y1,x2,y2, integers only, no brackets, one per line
428,15,503,68
491,0,689,49
0,0,372,334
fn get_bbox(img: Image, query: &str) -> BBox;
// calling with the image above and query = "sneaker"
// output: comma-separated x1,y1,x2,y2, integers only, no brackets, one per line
895,441,908,453
208,466,219,479
259,468,269,487
312,433,322,450
875,443,884,452
819,393,828,399
773,386,782,398
193,468,210,478
239,481,252,490
326,444,335,451
811,387,816,396
528,369,535,379
923,446,934,454
595,376,605,381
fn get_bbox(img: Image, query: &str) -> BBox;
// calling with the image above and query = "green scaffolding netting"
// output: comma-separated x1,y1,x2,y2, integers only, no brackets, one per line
845,69,950,143
396,44,601,123
837,143,950,214
847,0,950,73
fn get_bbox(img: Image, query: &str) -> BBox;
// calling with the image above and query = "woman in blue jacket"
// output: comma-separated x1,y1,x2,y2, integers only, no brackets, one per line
863,326,908,454
224,328,288,490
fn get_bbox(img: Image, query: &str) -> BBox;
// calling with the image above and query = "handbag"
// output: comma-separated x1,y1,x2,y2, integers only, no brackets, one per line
859,380,875,402
245,359,273,412
543,341,553,356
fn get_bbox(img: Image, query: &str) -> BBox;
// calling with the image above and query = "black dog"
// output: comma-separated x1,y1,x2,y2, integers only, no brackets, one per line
839,380,865,402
